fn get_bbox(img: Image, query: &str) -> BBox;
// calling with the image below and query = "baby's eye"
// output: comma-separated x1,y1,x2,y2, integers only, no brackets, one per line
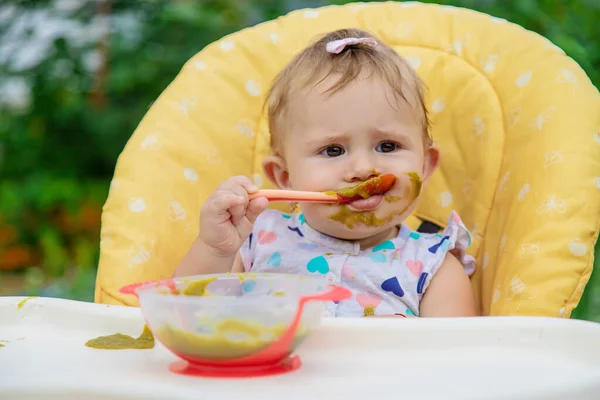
321,145,345,157
376,142,399,153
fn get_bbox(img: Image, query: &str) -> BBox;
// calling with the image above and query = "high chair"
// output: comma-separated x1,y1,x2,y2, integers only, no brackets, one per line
94,2,600,317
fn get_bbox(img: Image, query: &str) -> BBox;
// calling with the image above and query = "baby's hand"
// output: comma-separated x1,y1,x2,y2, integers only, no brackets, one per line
199,176,269,257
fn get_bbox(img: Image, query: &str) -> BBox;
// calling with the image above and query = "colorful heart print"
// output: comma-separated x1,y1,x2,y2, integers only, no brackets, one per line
356,293,381,308
417,272,429,294
341,263,355,281
258,230,277,245
409,232,421,240
372,240,395,252
287,226,304,238
370,253,387,263
441,239,450,253
267,252,281,267
381,277,404,297
406,260,423,277
428,236,449,254
297,242,318,250
306,256,329,274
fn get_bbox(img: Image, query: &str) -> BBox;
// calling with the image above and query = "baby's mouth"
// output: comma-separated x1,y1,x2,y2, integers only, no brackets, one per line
332,174,396,203
346,194,384,211
327,172,424,229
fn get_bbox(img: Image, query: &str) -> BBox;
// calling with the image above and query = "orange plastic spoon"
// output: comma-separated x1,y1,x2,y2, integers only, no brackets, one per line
248,174,396,204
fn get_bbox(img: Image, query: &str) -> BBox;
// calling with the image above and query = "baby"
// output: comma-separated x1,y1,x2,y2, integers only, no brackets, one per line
175,29,476,318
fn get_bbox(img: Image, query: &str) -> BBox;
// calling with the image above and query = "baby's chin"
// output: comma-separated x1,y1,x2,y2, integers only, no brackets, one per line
304,212,403,241
324,227,392,241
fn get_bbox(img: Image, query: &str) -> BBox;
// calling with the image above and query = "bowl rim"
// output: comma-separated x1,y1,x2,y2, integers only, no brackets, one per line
136,272,330,305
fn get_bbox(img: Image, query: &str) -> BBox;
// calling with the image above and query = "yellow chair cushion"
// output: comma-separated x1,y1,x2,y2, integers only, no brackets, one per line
95,2,600,316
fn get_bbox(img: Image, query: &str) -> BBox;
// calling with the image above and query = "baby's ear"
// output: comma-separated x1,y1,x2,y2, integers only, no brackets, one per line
421,143,440,186
263,155,291,189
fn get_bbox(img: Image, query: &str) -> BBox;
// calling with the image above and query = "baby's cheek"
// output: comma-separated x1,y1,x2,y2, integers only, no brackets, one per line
288,163,339,192
298,206,334,232
298,204,327,220
305,205,343,224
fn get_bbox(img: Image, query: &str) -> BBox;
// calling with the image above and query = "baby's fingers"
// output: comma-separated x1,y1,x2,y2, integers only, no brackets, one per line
226,175,259,195
229,203,247,226
208,192,245,215
234,197,269,239
246,197,269,223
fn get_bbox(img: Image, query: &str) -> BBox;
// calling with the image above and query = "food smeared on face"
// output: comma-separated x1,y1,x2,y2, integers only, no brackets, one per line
329,174,396,202
328,172,423,229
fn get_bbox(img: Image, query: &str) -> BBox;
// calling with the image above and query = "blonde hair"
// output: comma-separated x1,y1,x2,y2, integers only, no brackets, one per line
265,28,432,153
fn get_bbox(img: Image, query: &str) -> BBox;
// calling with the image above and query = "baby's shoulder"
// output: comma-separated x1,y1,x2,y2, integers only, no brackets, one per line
393,224,441,247
395,211,475,276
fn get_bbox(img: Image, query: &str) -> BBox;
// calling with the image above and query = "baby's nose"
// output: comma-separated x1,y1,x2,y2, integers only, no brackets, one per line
346,167,378,183
345,151,379,182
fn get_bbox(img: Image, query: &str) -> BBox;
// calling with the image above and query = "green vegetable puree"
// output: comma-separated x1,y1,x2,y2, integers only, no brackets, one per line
328,172,422,229
85,325,155,350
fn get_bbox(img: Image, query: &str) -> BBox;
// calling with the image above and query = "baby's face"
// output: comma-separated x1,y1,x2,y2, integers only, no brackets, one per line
269,75,437,243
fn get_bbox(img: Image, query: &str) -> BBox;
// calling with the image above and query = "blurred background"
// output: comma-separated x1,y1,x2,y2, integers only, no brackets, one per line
0,0,598,317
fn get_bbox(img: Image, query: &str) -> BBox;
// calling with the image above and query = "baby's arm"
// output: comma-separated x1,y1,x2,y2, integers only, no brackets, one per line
173,238,239,277
231,251,245,273
174,244,245,277
419,253,477,317
172,175,268,278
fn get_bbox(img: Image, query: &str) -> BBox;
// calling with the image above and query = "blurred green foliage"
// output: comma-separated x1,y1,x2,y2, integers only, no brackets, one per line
0,1,597,317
